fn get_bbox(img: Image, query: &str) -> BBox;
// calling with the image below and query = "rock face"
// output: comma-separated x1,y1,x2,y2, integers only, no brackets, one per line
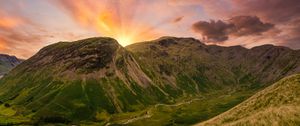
0,54,22,76
0,36,299,123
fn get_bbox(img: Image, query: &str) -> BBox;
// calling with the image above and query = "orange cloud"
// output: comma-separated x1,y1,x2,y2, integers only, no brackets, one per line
0,17,22,29
173,16,184,23
0,10,53,58
0,11,23,29
0,38,7,51
0,12,23,54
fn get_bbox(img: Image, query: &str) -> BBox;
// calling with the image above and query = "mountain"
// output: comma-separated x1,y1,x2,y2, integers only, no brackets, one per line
0,37,171,123
205,44,300,84
0,37,299,125
0,54,22,77
127,37,300,89
196,74,300,126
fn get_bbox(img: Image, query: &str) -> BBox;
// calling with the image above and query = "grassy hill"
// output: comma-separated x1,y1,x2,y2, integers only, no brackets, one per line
196,74,300,126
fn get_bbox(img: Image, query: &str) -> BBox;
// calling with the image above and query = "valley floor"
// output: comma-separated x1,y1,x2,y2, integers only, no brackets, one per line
114,91,253,126
0,89,255,126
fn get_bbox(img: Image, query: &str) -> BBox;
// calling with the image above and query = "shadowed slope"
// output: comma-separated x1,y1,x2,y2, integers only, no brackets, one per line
0,54,21,76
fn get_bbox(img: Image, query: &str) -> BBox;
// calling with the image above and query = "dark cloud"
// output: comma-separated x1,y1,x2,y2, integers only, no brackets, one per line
173,16,184,23
192,16,274,43
192,20,233,42
228,16,274,36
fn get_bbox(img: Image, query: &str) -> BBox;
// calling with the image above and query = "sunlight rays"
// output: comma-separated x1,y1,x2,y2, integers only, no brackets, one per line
53,0,179,46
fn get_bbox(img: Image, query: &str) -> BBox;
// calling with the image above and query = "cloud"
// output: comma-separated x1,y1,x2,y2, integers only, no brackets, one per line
228,16,274,36
0,7,83,58
0,27,50,58
1,0,200,58
0,10,25,30
0,17,22,29
0,2,49,58
230,0,300,48
51,0,198,45
192,20,233,42
171,0,300,49
230,0,300,23
173,16,184,23
192,16,274,43
0,0,299,59
183,0,300,23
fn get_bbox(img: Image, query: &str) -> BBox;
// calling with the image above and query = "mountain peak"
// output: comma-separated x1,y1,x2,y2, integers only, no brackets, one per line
19,37,122,74
40,37,120,53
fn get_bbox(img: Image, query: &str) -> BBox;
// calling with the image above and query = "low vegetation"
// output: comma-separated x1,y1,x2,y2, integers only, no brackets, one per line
197,74,300,126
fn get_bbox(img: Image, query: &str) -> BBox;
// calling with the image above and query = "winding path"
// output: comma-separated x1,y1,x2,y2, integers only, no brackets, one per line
115,98,203,125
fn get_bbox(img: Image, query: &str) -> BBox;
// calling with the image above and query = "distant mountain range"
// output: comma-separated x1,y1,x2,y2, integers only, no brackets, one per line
0,37,299,125
0,54,22,77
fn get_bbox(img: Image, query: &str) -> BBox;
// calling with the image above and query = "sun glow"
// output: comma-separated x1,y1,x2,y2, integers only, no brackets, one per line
56,0,162,47
115,35,133,46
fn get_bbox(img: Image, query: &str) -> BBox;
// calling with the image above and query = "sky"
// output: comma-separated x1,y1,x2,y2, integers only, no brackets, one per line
0,0,299,59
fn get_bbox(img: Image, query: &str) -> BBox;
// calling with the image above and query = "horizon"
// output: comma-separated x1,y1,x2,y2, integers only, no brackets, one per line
16,36,300,60
0,0,300,59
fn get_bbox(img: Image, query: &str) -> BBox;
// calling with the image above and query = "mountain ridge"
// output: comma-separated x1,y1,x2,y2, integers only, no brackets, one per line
126,36,300,85
129,36,300,51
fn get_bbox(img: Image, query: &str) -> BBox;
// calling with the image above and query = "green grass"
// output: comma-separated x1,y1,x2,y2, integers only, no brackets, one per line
0,104,17,116
120,90,253,126
0,116,31,125
197,74,300,126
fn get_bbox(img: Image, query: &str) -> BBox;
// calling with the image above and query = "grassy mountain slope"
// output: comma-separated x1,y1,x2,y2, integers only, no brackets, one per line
196,74,300,126
206,44,300,85
127,37,247,94
127,37,300,89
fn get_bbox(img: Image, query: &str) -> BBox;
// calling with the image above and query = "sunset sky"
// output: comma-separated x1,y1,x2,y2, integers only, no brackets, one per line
0,0,299,59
